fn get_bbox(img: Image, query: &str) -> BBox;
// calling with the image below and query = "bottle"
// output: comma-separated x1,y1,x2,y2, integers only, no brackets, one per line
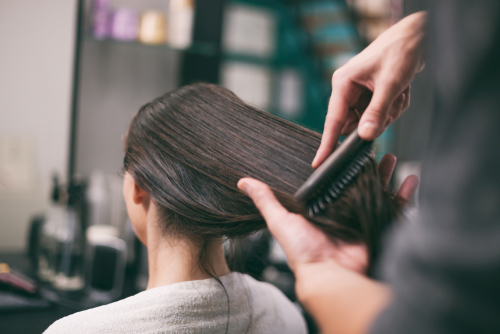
86,171,110,226
38,175,64,282
169,0,194,49
139,11,167,45
52,185,85,291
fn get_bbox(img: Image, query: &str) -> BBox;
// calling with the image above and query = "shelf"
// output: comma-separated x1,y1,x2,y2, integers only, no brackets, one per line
223,53,274,66
83,36,218,57
85,36,281,68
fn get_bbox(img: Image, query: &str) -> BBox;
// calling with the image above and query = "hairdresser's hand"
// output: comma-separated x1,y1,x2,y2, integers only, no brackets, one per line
312,12,427,168
238,154,419,274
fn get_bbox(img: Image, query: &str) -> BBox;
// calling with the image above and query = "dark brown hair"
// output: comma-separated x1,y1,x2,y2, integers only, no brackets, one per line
123,83,400,273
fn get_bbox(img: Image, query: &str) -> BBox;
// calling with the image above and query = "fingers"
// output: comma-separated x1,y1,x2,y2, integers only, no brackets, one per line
312,83,350,168
358,80,403,140
395,175,420,208
341,111,360,135
388,86,410,122
401,86,411,112
237,178,290,227
377,154,397,187
362,84,411,136
417,59,426,73
390,92,406,120
238,177,371,273
237,178,312,250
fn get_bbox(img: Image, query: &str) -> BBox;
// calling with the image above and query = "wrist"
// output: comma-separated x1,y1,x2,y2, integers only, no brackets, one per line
294,261,392,334
294,260,345,306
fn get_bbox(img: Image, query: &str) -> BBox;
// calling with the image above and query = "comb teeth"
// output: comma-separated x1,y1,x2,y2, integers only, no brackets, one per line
306,146,372,216
318,198,325,210
308,207,314,216
312,202,320,215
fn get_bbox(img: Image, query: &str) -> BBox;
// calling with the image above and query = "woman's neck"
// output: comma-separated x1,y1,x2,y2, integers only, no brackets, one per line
145,220,230,290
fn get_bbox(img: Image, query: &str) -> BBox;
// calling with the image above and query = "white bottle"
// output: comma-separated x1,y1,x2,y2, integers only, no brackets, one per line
38,175,65,282
38,207,62,281
53,206,85,290
87,171,110,226
169,0,194,49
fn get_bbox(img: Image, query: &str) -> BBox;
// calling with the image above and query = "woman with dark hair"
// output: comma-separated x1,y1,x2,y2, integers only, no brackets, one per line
45,83,404,334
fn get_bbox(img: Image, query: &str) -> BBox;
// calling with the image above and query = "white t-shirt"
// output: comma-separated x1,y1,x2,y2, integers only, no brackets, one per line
44,272,307,334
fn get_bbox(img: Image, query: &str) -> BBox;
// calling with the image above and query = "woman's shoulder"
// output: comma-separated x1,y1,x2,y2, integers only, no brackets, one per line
43,289,159,334
43,280,211,334
43,273,307,334
233,273,308,334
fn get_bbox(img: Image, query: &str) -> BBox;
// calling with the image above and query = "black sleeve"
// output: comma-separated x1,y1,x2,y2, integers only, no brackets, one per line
371,1,500,333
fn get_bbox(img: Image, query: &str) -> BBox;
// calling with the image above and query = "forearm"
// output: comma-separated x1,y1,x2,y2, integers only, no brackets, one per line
296,261,391,334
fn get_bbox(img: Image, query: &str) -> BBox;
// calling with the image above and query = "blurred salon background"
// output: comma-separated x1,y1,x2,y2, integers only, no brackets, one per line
0,0,431,333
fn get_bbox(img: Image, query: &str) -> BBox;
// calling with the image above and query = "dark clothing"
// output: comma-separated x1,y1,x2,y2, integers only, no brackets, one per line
372,1,500,333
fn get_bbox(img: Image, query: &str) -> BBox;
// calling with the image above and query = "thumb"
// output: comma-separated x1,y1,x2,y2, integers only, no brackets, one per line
358,82,401,140
238,178,362,272
237,178,292,237
237,177,319,265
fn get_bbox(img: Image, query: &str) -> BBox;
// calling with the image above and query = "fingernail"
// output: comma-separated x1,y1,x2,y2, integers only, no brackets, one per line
311,155,318,167
237,179,250,195
359,121,378,138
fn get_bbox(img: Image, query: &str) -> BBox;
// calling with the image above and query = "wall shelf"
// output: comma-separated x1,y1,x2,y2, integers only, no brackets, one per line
83,36,218,57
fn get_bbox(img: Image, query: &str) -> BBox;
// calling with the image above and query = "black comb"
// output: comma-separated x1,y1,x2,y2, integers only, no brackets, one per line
295,129,374,216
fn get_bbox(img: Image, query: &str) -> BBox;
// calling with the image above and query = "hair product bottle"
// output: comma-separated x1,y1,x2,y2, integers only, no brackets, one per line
86,171,110,226
52,185,85,291
169,0,194,49
38,175,65,282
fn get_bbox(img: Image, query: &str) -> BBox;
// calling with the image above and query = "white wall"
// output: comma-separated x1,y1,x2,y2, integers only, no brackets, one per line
0,0,76,250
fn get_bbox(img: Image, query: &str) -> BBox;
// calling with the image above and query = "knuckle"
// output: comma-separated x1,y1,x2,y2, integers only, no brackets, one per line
402,96,411,112
367,103,387,117
379,76,405,94
405,91,411,103
252,186,271,200
332,68,343,80
331,68,347,85
390,109,400,120
397,93,405,104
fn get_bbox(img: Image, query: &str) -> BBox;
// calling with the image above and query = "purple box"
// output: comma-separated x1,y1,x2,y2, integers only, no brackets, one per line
109,9,139,41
